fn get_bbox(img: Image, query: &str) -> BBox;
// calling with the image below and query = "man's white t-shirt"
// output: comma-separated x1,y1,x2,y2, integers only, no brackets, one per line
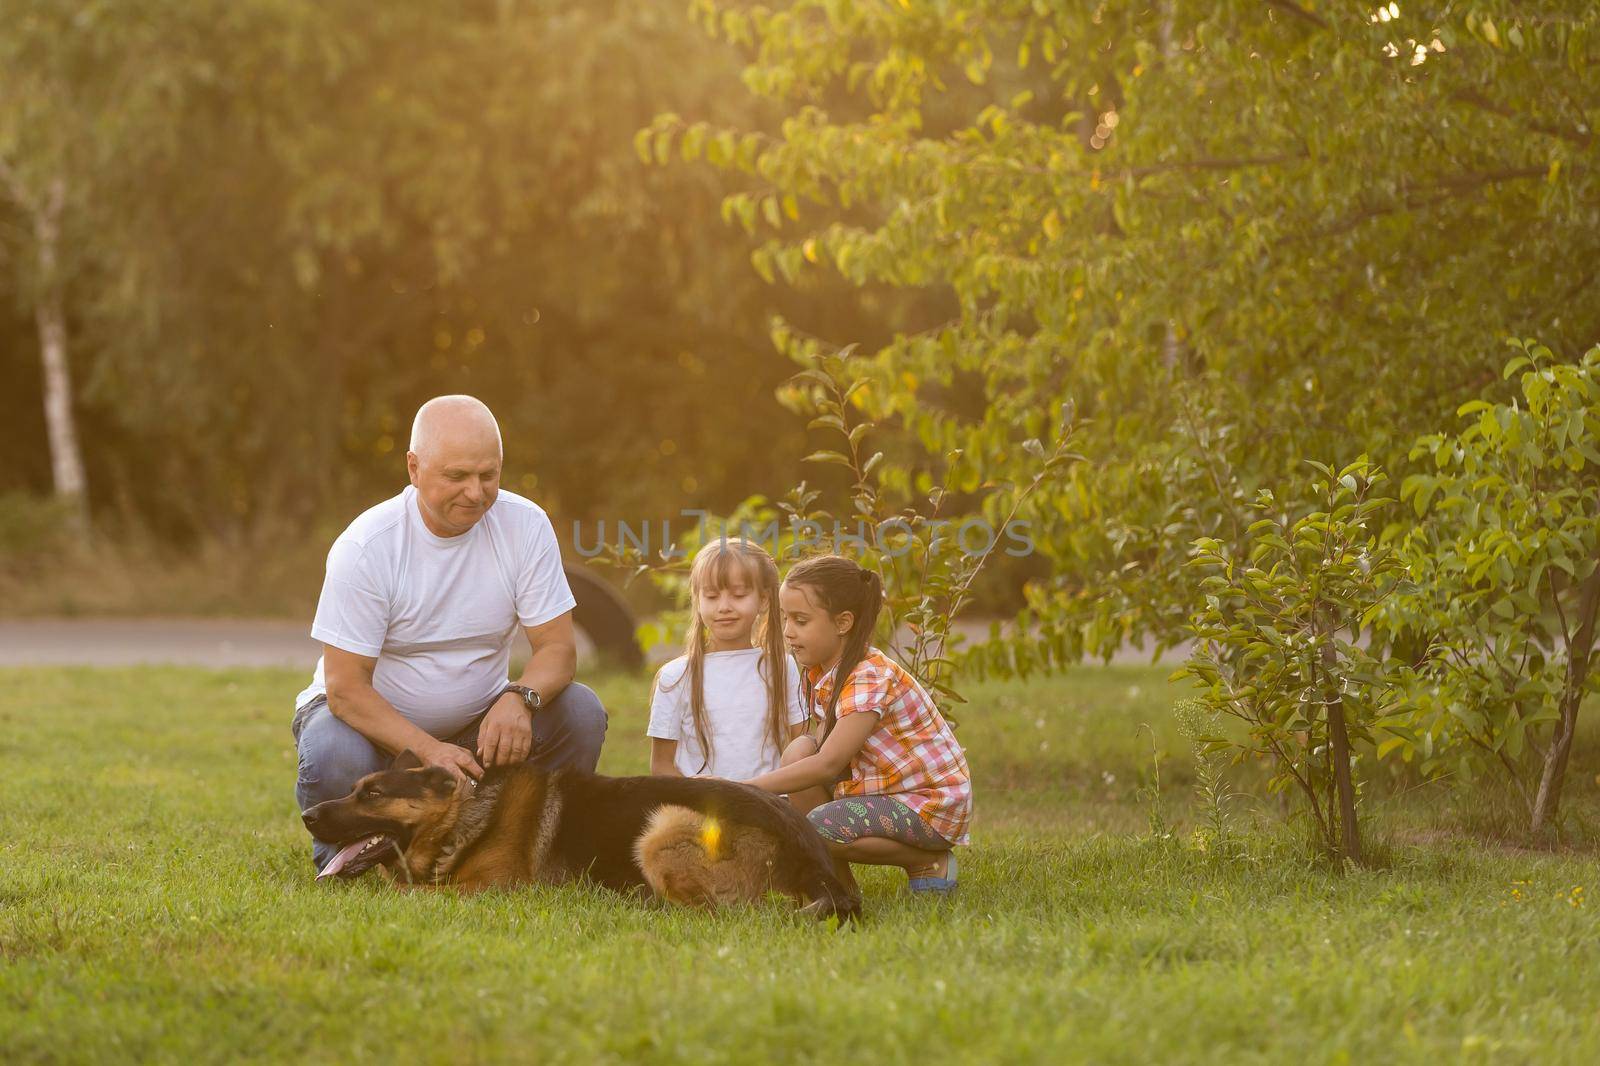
646,648,809,780
294,486,576,738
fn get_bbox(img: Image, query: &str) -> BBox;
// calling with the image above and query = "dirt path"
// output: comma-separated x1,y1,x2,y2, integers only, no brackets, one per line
0,618,324,668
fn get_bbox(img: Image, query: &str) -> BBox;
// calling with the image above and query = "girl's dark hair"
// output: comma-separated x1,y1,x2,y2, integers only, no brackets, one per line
783,554,884,743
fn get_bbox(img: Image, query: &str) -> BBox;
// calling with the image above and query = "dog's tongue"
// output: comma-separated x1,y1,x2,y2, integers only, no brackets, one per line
317,834,387,880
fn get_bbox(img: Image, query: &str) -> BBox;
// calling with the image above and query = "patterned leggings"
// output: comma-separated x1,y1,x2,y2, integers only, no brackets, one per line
808,796,952,850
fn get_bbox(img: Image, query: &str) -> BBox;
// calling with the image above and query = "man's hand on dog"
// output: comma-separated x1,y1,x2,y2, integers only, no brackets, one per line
477,693,536,768
419,739,484,783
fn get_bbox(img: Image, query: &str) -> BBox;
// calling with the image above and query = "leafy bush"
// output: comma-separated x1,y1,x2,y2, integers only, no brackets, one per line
1384,341,1600,833
1177,458,1405,863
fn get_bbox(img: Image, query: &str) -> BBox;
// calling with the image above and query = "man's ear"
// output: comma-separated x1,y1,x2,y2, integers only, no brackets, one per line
392,749,424,771
406,451,420,486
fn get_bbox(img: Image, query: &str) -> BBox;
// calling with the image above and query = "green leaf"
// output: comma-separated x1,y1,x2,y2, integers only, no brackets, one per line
1504,355,1533,379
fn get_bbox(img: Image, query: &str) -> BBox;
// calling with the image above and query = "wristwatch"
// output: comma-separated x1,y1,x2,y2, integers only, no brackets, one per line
503,683,543,716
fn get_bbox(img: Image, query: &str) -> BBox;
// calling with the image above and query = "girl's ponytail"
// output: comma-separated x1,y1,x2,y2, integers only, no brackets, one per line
758,573,790,763
784,554,884,743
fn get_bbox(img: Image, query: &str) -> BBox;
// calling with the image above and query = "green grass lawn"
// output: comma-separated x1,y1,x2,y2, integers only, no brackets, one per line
3,665,1600,1064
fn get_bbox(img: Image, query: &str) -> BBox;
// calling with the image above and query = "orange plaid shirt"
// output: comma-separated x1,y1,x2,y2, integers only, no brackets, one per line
807,647,972,846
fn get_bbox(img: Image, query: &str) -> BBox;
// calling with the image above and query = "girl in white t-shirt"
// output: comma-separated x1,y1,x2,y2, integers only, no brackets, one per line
647,538,808,780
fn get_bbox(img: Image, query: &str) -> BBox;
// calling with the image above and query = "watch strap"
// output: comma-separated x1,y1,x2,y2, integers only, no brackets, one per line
503,682,542,714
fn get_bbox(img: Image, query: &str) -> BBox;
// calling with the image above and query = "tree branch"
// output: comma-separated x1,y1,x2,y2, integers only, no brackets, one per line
1282,166,1550,246
1467,733,1534,816
1451,89,1595,149
983,150,1309,183
1116,152,1309,178
1264,0,1330,31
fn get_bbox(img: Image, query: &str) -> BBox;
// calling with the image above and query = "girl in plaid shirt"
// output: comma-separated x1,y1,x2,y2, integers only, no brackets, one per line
745,554,971,895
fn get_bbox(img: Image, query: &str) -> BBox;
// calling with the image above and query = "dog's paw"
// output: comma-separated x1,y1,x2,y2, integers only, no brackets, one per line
798,893,862,925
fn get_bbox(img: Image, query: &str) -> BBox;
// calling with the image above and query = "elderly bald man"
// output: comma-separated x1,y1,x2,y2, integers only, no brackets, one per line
290,395,608,873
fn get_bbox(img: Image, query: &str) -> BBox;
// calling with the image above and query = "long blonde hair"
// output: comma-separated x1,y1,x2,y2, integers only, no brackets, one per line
657,537,789,773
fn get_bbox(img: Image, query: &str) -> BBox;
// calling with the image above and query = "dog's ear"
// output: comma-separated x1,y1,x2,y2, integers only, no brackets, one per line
420,767,457,795
391,749,424,772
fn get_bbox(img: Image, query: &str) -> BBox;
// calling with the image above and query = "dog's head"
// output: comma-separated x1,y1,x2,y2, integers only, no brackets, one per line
301,749,460,878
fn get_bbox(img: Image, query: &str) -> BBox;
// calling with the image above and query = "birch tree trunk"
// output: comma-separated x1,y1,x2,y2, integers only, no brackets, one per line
1531,556,1600,833
1321,636,1363,864
16,173,89,532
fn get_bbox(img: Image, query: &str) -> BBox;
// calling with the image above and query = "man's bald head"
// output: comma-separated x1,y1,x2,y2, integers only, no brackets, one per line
408,395,503,464
406,395,505,537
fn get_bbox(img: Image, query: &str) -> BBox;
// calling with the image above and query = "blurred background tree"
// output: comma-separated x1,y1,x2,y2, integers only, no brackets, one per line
0,0,898,594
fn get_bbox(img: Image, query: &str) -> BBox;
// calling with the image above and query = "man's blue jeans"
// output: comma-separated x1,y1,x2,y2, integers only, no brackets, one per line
292,683,608,872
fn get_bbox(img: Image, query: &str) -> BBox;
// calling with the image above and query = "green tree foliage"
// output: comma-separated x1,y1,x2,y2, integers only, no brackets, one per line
1385,341,1600,832
603,352,1080,713
774,353,1081,706
648,0,1600,665
1178,458,1405,862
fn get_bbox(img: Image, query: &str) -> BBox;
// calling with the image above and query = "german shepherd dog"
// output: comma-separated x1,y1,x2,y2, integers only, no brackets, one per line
300,750,861,920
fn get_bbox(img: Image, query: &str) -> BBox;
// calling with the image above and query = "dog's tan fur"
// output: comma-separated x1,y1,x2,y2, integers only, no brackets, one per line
357,771,571,891
632,805,783,907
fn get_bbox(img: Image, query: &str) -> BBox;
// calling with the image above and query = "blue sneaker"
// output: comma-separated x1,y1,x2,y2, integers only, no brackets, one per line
908,850,958,895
